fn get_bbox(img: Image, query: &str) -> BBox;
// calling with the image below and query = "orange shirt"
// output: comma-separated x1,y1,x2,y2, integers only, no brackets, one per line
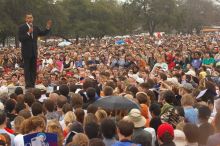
138,59,147,69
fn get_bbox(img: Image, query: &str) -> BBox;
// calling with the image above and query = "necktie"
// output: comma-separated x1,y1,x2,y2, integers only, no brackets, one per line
29,24,33,38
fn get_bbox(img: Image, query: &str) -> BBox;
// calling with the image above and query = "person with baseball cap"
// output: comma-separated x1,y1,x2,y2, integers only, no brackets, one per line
157,123,176,146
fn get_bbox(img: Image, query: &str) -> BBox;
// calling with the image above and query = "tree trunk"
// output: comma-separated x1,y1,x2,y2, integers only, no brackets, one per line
148,20,156,36
15,35,19,48
75,35,79,44
45,37,47,46
2,39,5,47
1,34,6,47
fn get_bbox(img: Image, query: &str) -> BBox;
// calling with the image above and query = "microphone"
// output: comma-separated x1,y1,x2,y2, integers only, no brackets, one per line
29,23,33,38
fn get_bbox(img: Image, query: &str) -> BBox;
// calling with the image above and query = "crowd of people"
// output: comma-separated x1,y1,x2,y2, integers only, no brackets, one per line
0,33,220,146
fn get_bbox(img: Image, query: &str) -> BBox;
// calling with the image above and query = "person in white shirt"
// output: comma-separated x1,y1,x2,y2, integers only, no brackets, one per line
42,53,53,68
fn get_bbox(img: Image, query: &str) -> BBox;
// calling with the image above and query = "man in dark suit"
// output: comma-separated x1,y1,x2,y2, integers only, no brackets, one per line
18,13,52,88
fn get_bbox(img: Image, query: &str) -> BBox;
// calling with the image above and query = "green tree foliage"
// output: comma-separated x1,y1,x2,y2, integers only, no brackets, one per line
0,0,220,46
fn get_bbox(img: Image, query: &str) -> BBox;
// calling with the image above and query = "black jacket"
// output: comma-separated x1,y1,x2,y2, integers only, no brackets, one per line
18,23,50,58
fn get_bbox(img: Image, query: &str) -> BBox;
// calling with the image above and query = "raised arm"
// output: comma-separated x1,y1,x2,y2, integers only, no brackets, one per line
37,20,52,36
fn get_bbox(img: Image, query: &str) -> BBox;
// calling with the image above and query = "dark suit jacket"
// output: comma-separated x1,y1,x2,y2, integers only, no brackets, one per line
18,23,50,58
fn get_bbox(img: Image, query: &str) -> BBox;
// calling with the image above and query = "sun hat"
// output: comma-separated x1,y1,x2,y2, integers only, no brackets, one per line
124,108,146,128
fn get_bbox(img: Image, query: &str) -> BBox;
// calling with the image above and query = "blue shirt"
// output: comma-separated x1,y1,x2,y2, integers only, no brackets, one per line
191,59,202,69
184,107,198,124
75,60,83,68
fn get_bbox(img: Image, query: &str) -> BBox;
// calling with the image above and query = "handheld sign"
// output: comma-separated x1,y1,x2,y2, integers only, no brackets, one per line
24,132,58,146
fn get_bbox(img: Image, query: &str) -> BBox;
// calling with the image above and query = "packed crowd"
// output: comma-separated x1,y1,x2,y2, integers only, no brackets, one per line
0,34,220,146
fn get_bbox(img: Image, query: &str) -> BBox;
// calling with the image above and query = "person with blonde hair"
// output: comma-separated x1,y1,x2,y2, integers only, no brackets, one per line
24,116,46,134
13,116,25,135
95,109,107,124
14,116,46,146
62,111,76,137
46,120,64,146
181,94,198,124
64,111,76,127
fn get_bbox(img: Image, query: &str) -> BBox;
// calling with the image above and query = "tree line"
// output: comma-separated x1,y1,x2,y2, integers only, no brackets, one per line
0,0,220,46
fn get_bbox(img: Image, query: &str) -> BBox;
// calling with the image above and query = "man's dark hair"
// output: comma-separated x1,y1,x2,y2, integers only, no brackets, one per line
31,102,43,116
89,138,105,146
183,123,199,143
126,85,138,98
117,119,134,137
69,84,82,93
149,103,161,116
198,122,214,145
146,79,155,88
24,93,35,107
11,74,17,78
70,93,83,109
32,88,42,100
86,87,96,101
57,95,67,109
70,121,84,133
15,102,26,114
159,72,167,81
5,99,16,113
83,79,96,90
14,87,23,96
84,122,100,139
198,105,211,121
83,79,100,96
175,106,185,117
160,131,174,144
105,80,116,89
103,86,113,96
10,93,17,100
18,109,32,119
87,105,98,114
62,103,72,114
59,84,69,97
0,110,7,125
146,90,157,102
74,108,85,124
162,90,176,104
100,118,116,139
133,134,152,146
44,99,55,112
